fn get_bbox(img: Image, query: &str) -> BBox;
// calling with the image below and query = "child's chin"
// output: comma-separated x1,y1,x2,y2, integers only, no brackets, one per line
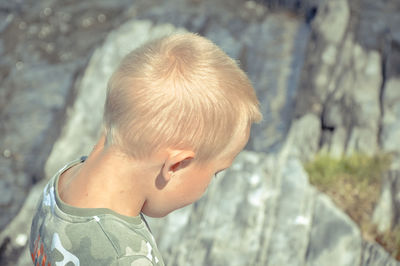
141,206,173,218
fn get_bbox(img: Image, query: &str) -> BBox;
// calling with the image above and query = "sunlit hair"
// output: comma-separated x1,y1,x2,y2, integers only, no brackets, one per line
103,33,262,162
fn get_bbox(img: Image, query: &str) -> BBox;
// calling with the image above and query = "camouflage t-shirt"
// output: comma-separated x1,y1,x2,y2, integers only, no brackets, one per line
29,157,164,266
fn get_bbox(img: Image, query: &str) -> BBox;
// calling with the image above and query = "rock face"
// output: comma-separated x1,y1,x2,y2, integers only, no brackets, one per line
381,78,400,166
373,170,400,234
362,241,400,266
294,0,383,156
291,0,400,234
1,0,400,265
0,0,138,232
147,151,364,266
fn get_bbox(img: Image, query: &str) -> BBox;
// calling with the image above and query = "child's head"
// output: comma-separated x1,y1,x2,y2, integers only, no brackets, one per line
103,33,262,164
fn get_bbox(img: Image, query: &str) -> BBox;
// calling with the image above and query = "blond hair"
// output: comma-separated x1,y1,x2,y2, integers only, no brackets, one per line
103,33,262,162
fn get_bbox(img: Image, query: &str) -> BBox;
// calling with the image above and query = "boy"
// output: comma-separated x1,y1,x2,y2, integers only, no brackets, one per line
29,33,262,265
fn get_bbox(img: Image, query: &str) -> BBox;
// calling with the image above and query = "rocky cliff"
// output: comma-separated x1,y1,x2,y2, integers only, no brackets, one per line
0,0,399,265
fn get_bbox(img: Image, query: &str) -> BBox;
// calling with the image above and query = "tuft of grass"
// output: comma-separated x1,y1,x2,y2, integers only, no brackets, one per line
304,152,398,259
305,153,392,189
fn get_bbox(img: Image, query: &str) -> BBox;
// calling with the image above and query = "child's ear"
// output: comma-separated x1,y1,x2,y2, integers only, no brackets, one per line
162,149,195,182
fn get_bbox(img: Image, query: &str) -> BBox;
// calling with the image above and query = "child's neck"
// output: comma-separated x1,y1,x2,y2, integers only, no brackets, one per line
58,138,156,218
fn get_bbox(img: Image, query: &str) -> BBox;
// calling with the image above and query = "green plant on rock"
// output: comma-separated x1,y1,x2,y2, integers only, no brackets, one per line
304,152,398,260
304,152,392,189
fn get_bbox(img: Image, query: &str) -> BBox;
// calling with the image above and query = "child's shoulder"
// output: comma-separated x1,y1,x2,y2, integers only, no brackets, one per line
30,157,164,265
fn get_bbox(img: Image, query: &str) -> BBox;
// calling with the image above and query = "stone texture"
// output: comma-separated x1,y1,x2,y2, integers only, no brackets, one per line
293,0,400,250
306,193,362,266
146,150,366,266
0,178,13,206
362,241,400,266
372,78,400,232
381,78,400,166
148,152,277,266
284,113,321,162
0,0,143,232
0,60,81,230
313,0,350,45
303,14,382,156
240,16,310,153
294,0,386,157
1,0,400,265
373,170,400,233
355,0,400,51
0,179,47,266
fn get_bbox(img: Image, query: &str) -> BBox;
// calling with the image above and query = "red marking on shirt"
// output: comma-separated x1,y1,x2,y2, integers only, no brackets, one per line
31,235,51,266
41,253,47,266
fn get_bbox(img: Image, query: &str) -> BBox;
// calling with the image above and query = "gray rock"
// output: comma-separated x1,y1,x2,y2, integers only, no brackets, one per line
145,151,310,265
147,148,386,266
0,13,13,33
2,0,400,265
306,193,363,266
319,38,381,156
373,78,400,231
394,171,400,228
295,0,383,157
381,78,400,164
0,0,147,235
243,15,310,153
355,0,400,51
312,0,350,45
147,151,277,266
0,179,48,266
361,240,399,266
0,61,80,230
203,22,243,60
373,170,400,233
0,38,3,57
0,179,12,206
263,158,313,266
284,113,321,162
0,0,146,262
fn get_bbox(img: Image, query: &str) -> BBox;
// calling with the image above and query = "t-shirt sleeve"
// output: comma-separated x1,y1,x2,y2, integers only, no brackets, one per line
114,255,155,266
